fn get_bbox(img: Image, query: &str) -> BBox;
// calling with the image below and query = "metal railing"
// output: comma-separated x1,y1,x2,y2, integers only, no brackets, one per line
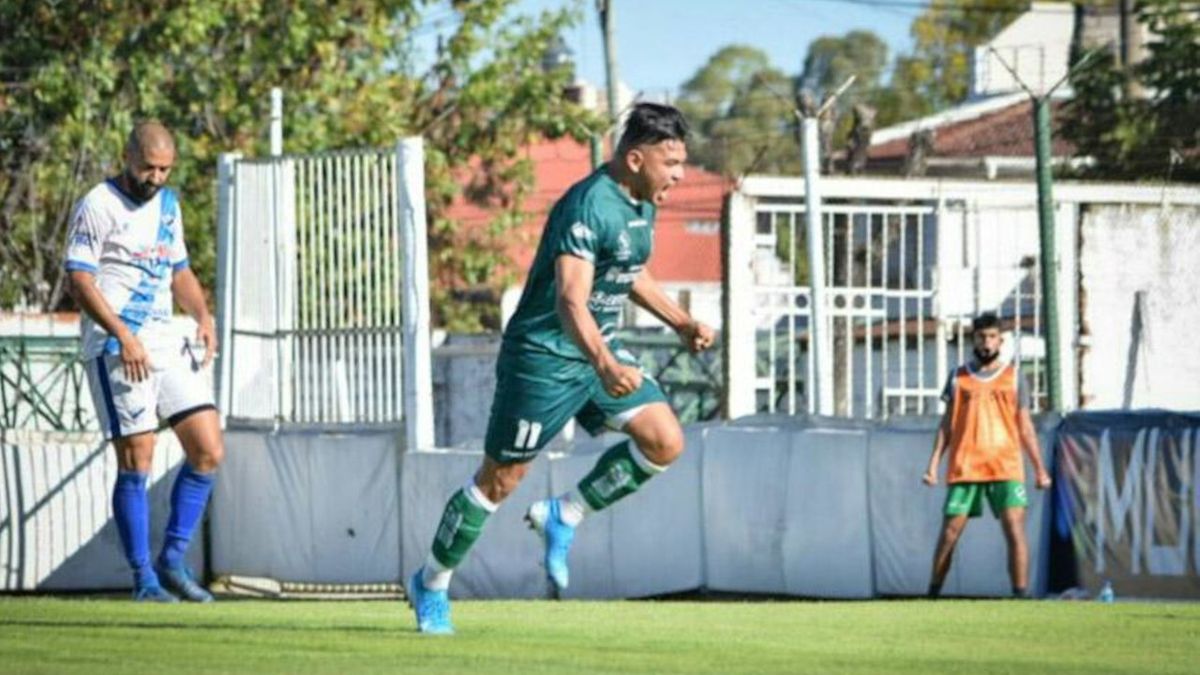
0,336,93,431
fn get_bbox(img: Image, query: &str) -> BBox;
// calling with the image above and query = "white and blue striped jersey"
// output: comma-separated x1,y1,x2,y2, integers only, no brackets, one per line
64,180,189,359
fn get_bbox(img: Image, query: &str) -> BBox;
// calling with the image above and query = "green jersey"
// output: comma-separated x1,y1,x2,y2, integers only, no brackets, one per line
502,166,656,366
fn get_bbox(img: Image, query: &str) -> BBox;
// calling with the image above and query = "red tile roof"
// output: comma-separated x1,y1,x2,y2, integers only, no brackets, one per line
445,137,728,284
869,98,1076,161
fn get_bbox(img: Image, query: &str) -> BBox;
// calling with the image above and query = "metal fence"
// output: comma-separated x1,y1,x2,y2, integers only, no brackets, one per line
752,203,940,418
216,140,433,448
723,176,1114,420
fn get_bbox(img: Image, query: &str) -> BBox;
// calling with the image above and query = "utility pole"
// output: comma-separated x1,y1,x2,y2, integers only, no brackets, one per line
794,76,854,417
990,47,1100,412
599,0,620,126
1031,96,1061,411
1119,0,1143,99
270,87,283,156
592,0,619,169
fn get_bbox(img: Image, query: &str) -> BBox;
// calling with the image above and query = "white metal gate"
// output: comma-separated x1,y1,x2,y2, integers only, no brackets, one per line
725,176,1083,420
750,201,940,418
215,140,433,448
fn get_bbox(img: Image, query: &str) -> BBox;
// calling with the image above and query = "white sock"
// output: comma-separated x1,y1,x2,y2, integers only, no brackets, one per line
557,489,590,527
421,555,453,591
630,438,668,475
465,481,500,513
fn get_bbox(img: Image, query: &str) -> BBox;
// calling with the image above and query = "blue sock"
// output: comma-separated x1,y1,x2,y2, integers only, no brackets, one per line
158,463,215,569
112,471,156,588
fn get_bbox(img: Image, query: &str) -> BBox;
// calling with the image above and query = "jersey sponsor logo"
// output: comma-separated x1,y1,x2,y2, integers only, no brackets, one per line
603,267,640,284
71,230,93,247
627,219,648,228
587,290,628,311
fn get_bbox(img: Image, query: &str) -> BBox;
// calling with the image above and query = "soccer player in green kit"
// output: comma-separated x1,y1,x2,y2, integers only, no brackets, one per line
408,103,714,634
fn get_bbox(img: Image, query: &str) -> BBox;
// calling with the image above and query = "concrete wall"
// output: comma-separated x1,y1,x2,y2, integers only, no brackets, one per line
1079,205,1200,410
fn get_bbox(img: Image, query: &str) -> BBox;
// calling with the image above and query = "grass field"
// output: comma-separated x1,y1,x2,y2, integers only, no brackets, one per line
1,596,1197,674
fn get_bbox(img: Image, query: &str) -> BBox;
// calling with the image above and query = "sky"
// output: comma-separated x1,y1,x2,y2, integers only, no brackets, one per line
511,0,924,97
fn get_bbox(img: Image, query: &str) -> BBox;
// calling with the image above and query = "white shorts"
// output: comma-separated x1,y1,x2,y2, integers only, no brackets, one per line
85,337,216,440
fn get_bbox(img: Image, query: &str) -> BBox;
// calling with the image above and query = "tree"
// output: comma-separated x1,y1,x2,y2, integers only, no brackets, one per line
799,30,889,108
0,0,600,330
798,30,889,157
676,45,799,177
878,0,1027,126
1064,0,1200,181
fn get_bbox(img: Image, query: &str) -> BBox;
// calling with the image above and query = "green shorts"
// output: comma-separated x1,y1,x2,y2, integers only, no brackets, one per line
483,346,667,464
944,481,1028,518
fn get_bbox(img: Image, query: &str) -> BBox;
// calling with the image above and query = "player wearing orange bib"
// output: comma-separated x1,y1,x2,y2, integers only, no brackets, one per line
922,312,1051,599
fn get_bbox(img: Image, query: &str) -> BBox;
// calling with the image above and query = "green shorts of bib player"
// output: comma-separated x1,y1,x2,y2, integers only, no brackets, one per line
943,480,1028,518
484,347,667,463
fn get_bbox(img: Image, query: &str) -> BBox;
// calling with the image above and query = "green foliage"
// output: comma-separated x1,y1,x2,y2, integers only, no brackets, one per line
800,31,889,103
1063,0,1200,181
676,45,799,178
0,0,601,329
799,31,890,148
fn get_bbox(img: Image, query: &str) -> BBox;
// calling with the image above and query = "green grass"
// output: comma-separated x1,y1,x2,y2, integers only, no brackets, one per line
1,597,1197,674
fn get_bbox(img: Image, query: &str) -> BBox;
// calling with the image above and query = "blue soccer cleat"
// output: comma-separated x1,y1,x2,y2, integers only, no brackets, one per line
155,563,214,603
525,498,576,592
409,568,454,635
133,584,179,603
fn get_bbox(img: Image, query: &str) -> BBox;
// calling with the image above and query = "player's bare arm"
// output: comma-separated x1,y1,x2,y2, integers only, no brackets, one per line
629,268,714,354
1017,407,1052,489
555,254,641,397
171,267,217,368
923,406,953,486
67,269,151,382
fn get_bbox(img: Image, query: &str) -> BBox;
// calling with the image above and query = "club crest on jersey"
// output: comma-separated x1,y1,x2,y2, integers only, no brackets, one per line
615,231,632,261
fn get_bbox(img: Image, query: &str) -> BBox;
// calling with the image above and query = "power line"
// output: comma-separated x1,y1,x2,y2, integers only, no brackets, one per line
782,0,1027,14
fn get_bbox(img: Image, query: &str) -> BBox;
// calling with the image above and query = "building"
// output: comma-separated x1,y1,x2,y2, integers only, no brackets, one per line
866,1,1150,179
446,136,729,331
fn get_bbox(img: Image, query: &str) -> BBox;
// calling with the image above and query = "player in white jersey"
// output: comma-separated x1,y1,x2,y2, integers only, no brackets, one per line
64,121,224,602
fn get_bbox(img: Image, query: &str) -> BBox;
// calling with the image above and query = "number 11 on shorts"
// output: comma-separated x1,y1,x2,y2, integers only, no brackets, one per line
514,419,543,450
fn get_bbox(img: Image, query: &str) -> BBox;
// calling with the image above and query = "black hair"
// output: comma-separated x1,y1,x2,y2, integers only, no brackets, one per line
972,312,1001,331
616,103,689,156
